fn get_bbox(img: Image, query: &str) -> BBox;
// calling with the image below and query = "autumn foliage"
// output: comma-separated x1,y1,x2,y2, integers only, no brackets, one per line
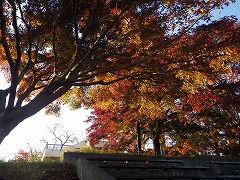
85,17,240,156
0,0,239,157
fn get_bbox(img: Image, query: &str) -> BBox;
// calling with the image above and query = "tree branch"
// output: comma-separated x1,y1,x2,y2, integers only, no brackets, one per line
65,0,135,81
17,0,34,82
0,0,14,68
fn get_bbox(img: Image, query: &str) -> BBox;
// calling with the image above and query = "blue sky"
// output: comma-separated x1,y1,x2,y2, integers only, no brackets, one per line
0,1,240,160
212,1,240,19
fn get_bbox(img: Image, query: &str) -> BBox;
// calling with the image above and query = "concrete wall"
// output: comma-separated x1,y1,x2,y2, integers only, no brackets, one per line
42,148,64,160
75,158,116,180
64,152,240,179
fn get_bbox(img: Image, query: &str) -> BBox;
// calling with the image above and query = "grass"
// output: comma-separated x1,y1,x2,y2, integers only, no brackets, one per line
0,145,114,179
0,161,79,180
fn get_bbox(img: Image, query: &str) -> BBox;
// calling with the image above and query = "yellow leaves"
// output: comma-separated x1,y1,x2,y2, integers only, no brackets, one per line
99,98,116,111
45,101,61,117
138,98,165,120
176,70,208,93
209,46,239,73
31,20,43,27
129,33,142,46
121,18,132,34
107,39,116,47
62,87,85,110
225,47,237,55
17,80,28,96
187,9,193,14
88,85,123,111
167,63,179,70
134,82,177,119
210,56,232,73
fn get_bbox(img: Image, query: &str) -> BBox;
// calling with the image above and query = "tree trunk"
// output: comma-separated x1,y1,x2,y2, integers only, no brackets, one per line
0,90,9,114
0,105,46,144
0,109,26,144
215,142,221,156
153,135,161,155
137,121,141,155
0,103,48,144
0,82,71,145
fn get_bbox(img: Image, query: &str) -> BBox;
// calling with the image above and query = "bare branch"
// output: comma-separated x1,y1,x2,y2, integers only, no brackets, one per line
42,123,79,150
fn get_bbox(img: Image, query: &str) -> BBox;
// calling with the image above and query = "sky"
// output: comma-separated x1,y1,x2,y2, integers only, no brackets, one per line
0,74,92,160
211,1,240,19
0,1,240,160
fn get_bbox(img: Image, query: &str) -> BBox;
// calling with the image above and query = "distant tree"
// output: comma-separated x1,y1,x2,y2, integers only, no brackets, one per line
13,149,29,161
42,123,79,150
13,145,43,162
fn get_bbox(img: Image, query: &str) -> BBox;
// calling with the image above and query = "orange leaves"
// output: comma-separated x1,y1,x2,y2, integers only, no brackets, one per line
17,76,33,98
1,0,239,155
137,98,166,120
0,47,11,82
109,80,133,99
187,91,220,113
110,8,122,16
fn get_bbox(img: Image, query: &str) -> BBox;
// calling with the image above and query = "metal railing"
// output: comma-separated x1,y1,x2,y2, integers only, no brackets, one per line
44,143,70,150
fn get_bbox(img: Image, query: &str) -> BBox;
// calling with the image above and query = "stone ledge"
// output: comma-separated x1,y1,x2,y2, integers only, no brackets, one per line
75,158,116,180
64,152,240,179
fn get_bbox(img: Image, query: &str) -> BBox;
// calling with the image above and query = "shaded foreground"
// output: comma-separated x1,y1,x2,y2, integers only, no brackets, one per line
65,152,240,179
0,161,78,180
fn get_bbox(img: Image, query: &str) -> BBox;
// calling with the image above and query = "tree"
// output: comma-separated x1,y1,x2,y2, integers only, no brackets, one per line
85,17,240,156
0,0,235,144
13,145,43,162
42,123,79,150
13,149,29,161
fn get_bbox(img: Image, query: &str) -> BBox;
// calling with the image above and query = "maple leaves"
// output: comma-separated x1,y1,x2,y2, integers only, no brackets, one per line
85,17,240,156
1,0,236,106
0,0,238,152
186,91,220,113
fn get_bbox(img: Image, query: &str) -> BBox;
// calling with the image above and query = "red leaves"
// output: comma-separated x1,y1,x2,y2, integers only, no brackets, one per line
187,91,220,113
14,150,29,161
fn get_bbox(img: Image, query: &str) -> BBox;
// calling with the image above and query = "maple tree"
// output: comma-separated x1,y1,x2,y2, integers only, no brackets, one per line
13,149,29,161
170,47,240,156
13,147,43,162
170,81,239,156
0,0,236,145
85,17,240,156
